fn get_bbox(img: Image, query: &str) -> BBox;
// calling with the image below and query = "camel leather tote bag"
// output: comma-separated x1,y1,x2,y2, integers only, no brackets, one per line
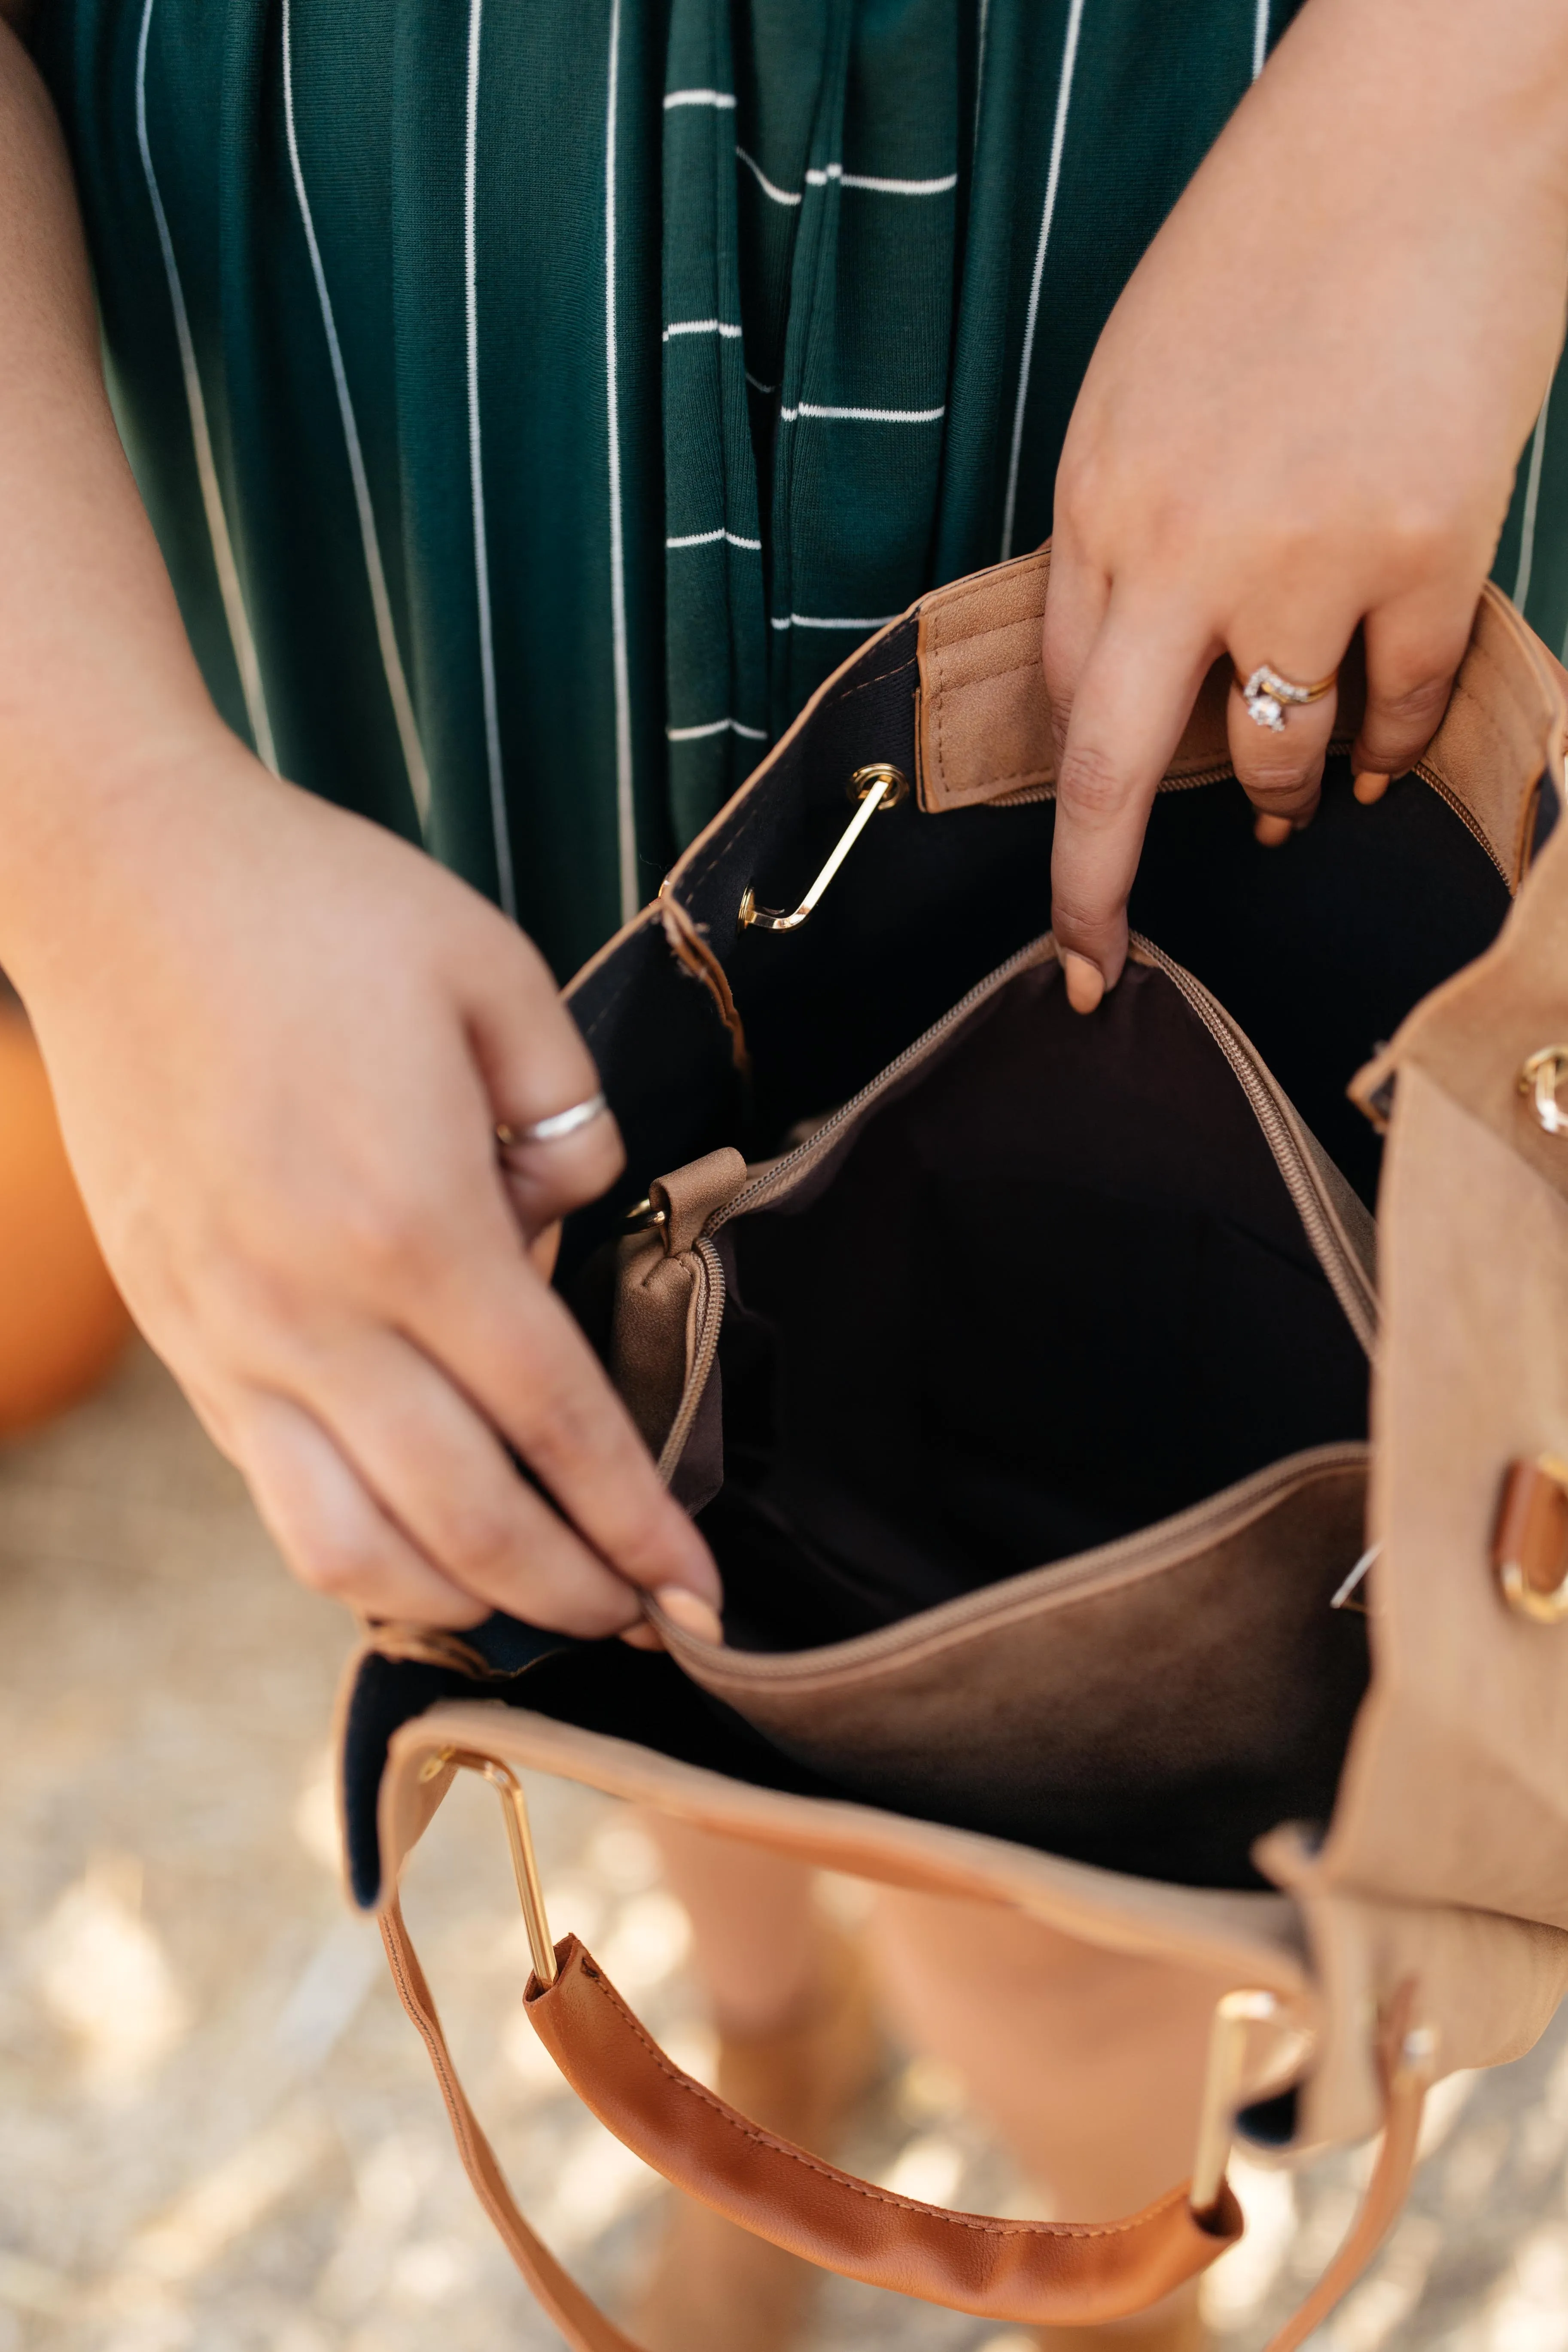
336,546,1568,2352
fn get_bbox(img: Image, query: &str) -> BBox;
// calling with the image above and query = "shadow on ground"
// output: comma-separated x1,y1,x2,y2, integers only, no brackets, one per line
0,1348,1563,2352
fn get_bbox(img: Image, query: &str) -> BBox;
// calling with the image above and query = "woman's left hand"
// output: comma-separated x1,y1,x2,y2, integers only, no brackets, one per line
1044,0,1568,1012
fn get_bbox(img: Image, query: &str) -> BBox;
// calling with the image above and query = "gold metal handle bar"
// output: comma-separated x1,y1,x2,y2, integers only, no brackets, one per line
419,1747,558,1985
1190,1988,1281,2220
739,764,909,933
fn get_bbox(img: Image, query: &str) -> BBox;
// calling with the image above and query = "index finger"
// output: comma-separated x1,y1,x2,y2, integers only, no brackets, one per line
1049,599,1212,1008
414,1241,724,1609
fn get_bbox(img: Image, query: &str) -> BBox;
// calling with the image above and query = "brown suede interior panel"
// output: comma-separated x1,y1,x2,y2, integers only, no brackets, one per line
695,1464,1368,1890
679,955,1373,1884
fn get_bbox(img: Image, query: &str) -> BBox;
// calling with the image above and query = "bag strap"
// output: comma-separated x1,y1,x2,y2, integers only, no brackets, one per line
379,1899,1426,2347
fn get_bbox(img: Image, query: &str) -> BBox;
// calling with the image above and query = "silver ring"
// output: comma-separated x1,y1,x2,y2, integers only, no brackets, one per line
496,1091,608,1150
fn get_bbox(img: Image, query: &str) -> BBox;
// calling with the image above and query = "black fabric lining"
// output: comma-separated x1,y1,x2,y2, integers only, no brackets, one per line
705,957,1368,1654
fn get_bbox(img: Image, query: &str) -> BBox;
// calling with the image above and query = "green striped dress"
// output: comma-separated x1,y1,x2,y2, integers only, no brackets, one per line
36,0,1568,977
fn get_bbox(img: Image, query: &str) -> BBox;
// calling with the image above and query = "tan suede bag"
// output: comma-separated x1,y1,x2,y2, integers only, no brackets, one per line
337,548,1568,2352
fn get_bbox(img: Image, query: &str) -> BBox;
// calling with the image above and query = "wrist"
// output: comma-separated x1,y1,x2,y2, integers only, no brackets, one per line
0,714,268,1007
1278,0,1568,205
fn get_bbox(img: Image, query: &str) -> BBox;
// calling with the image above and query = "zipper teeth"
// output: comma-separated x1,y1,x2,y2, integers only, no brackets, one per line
680,1442,1370,1683
1132,936,1376,1346
657,1238,727,1481
652,937,1058,1492
713,933,1060,1229
1413,759,1512,883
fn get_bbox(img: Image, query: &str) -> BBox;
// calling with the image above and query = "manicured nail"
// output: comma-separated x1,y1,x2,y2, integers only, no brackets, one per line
656,1585,723,1644
1353,771,1390,806
1253,812,1293,848
1061,951,1105,1014
619,1618,665,1650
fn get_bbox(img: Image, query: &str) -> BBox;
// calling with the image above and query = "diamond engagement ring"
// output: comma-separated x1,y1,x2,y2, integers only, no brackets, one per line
495,1090,609,1150
1236,663,1338,733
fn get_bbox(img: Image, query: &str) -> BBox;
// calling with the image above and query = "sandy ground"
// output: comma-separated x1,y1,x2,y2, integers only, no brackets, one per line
2,1344,1566,2352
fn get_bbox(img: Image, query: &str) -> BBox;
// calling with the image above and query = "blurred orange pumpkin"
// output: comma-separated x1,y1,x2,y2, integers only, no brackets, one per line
0,1001,131,1434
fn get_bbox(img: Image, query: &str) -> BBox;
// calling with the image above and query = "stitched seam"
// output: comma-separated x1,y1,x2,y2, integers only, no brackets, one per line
684,787,775,895
580,957,645,1046
928,651,1050,805
927,581,1046,652
936,652,1049,693
576,1966,1184,2240
825,651,918,704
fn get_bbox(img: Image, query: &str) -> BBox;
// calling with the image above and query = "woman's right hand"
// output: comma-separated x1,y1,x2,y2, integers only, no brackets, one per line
0,29,721,1642
12,731,722,1638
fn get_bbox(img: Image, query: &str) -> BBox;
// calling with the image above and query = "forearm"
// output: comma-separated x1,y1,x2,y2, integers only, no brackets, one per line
1259,0,1568,214
0,27,233,994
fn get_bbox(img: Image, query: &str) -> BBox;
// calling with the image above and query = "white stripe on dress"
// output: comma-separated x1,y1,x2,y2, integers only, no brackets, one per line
606,0,638,923
664,88,736,110
1251,0,1270,81
974,0,991,153
464,0,516,916
666,528,764,550
662,319,744,340
281,0,431,828
840,170,957,195
134,0,276,771
1001,0,1086,560
770,612,900,631
746,155,955,204
1513,395,1551,614
737,147,802,207
666,716,767,742
780,403,945,424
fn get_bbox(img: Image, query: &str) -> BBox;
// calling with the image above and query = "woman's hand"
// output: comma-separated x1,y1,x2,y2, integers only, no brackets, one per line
14,740,722,1638
0,27,719,1644
1044,0,1568,1010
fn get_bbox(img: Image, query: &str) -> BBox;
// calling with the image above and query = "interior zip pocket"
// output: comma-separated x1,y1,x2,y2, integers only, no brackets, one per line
655,932,1376,1492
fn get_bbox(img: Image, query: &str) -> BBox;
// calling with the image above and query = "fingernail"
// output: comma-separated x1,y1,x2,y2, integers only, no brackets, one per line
1061,951,1105,1014
1253,812,1293,848
619,1619,666,1651
1353,771,1390,806
655,1585,723,1644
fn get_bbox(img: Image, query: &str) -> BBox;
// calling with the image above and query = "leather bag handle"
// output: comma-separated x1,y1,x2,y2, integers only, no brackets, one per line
380,1895,1426,2350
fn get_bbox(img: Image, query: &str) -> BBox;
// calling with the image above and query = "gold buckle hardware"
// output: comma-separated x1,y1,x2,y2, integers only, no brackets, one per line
738,764,909,933
418,1747,558,1985
1520,1047,1568,1137
622,1196,668,1232
1494,1454,1568,1625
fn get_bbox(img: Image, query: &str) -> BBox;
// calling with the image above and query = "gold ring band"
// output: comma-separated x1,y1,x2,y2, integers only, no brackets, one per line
1236,662,1339,733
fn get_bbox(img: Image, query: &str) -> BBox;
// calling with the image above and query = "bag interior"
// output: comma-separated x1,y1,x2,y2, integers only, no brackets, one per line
343,755,1519,1909
706,951,1370,1653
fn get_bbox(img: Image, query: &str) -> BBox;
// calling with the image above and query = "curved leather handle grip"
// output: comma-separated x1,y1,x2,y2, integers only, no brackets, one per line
381,1898,1238,2342
527,1932,1239,2325
382,1900,1426,2352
